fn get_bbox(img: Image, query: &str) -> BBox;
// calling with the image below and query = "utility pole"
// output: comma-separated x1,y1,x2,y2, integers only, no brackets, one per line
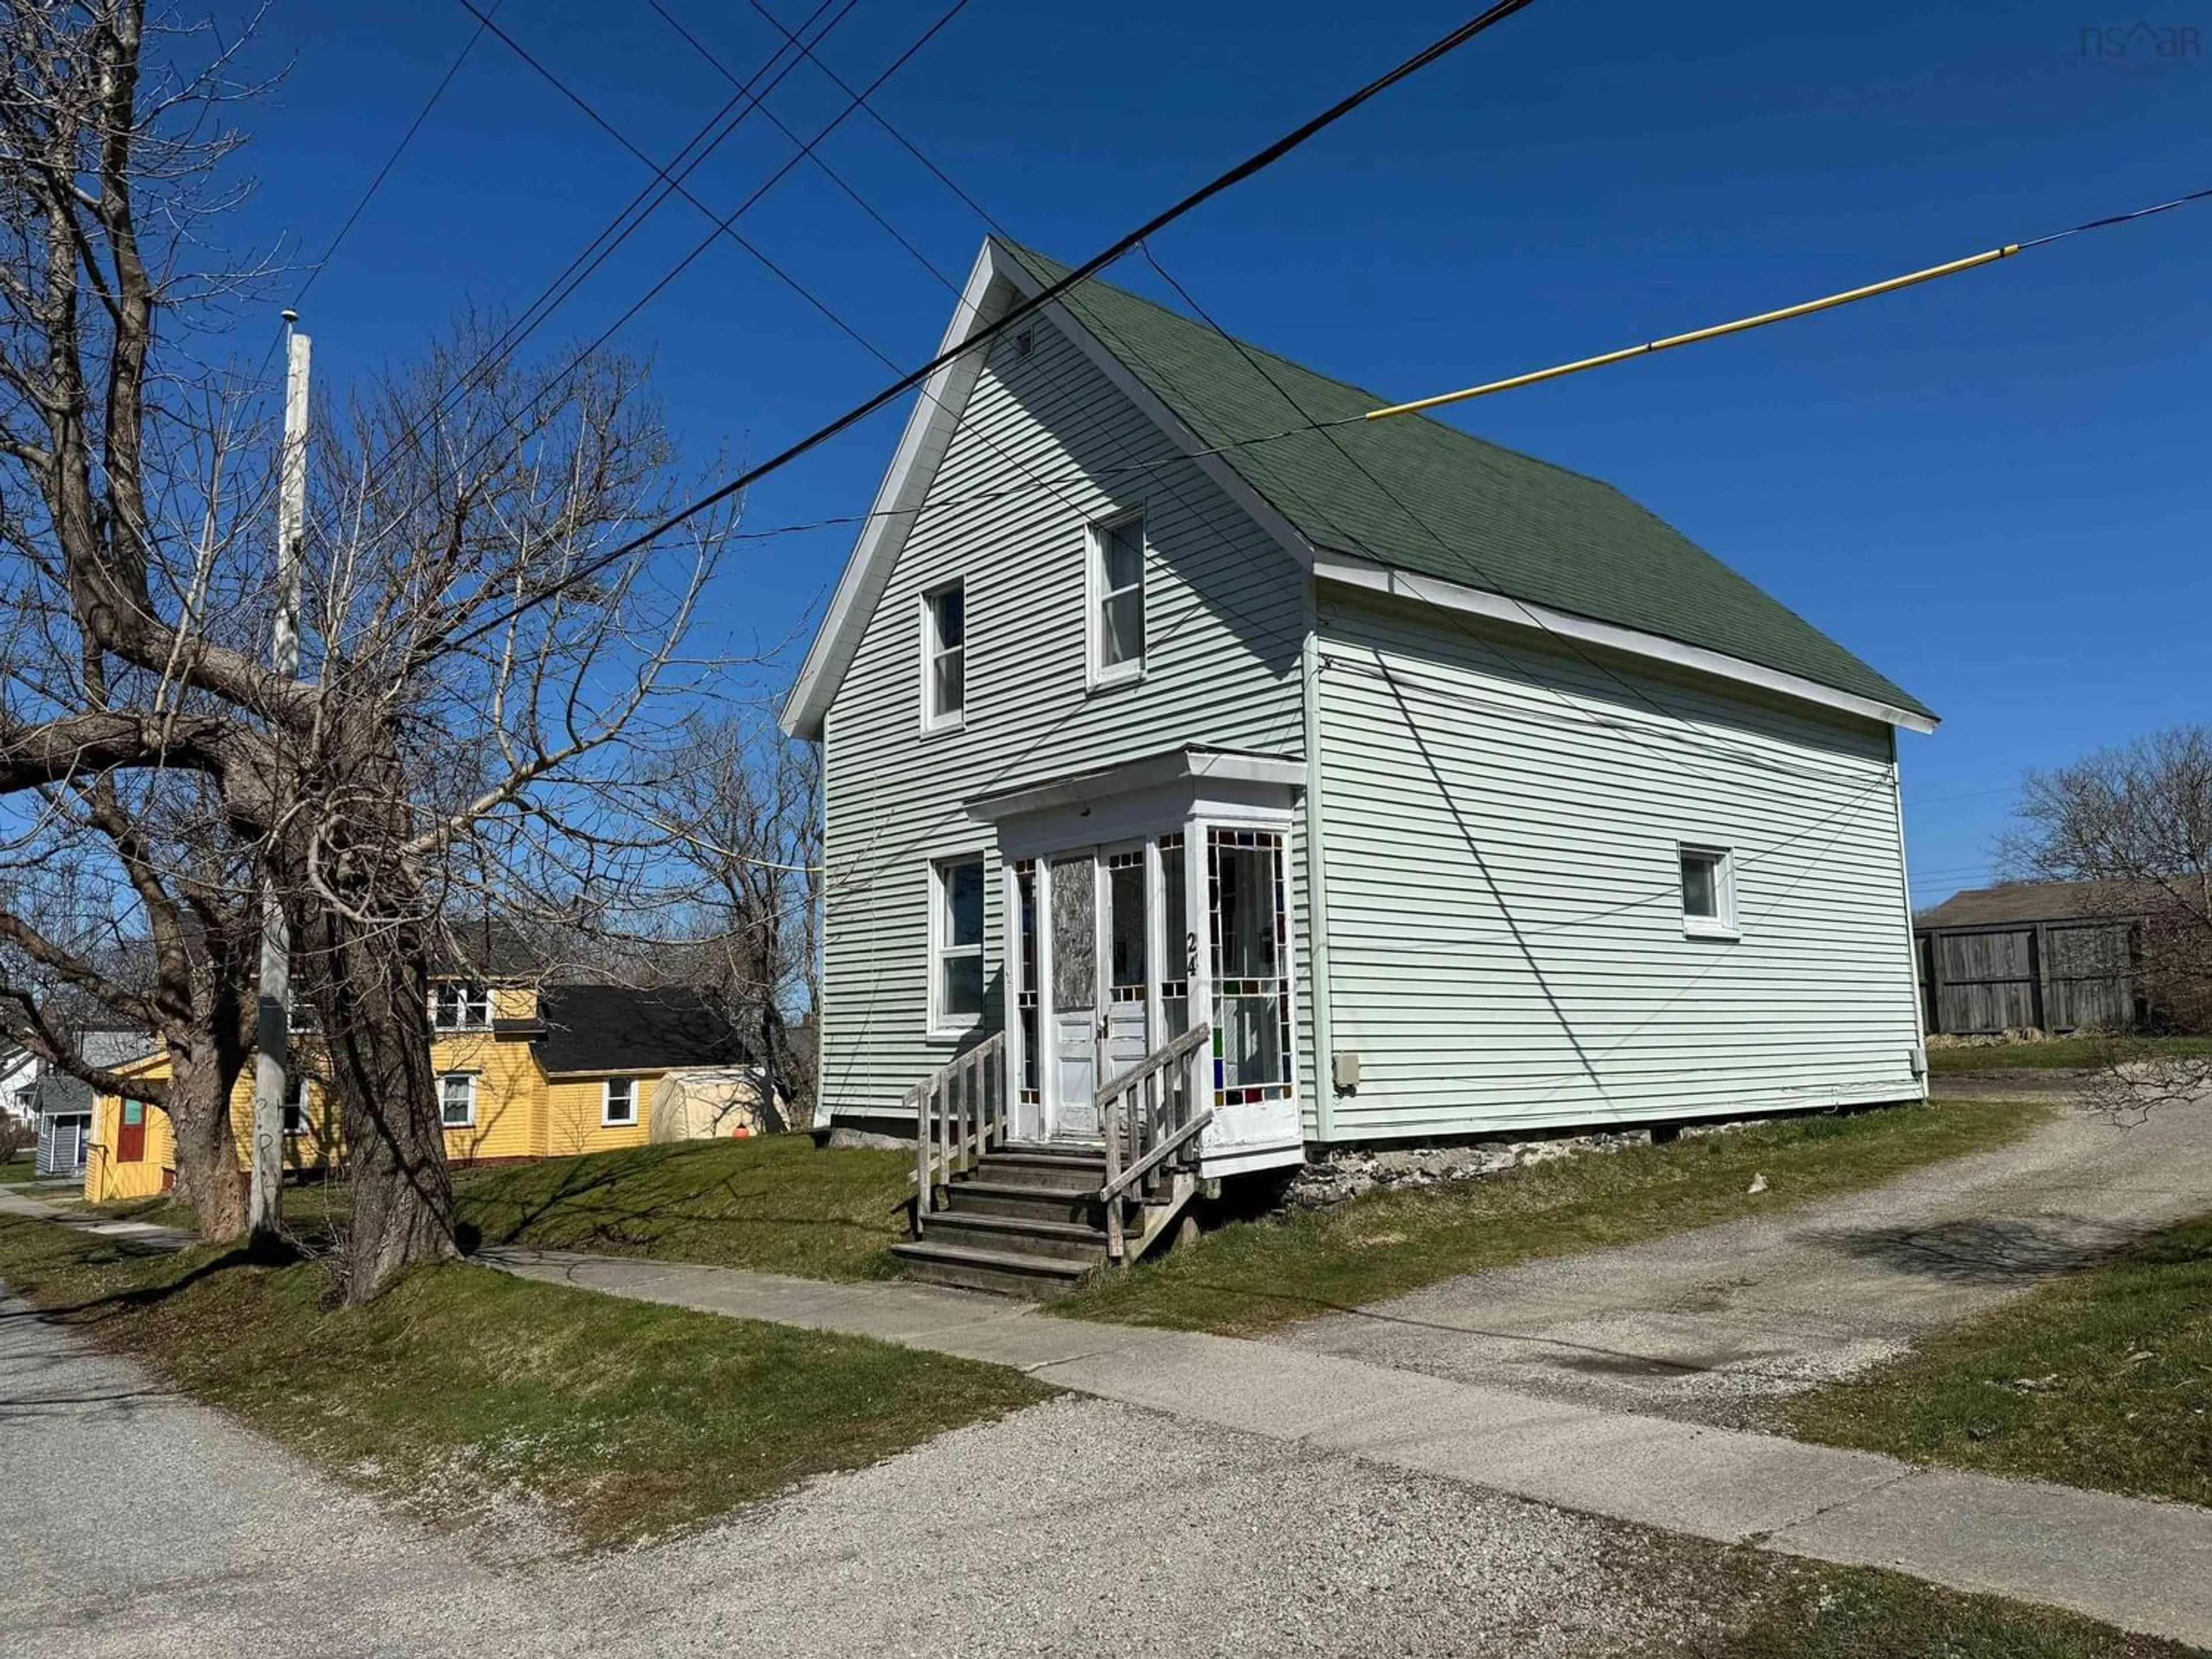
249,316,310,1240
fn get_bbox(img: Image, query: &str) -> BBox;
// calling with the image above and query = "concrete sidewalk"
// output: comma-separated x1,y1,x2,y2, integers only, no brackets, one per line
0,1184,195,1249
486,1245,2212,1647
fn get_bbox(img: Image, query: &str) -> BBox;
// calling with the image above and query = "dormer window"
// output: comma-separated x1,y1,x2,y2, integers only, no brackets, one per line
922,580,964,730
431,983,491,1032
1089,509,1145,685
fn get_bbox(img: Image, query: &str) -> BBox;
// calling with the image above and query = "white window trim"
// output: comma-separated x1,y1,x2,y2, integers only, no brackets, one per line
927,855,987,1039
601,1077,638,1127
1679,843,1740,940
920,579,965,734
1086,507,1147,691
431,983,492,1032
437,1071,479,1129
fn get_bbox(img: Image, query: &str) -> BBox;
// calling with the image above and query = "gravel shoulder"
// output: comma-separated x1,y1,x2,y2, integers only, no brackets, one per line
3,1286,1714,1658
1271,1096,2212,1426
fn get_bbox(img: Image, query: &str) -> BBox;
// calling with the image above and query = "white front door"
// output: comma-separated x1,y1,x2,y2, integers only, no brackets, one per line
1043,844,1158,1142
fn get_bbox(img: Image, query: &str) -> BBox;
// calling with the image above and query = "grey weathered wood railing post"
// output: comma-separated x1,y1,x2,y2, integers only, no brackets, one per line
910,1031,1007,1234
1092,1024,1214,1263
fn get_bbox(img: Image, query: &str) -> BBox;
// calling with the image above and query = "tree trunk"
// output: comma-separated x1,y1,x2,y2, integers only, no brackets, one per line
166,1036,248,1245
291,730,456,1304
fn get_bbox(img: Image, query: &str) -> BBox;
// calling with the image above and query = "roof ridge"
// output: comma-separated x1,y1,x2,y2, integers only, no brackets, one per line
991,236,1641,491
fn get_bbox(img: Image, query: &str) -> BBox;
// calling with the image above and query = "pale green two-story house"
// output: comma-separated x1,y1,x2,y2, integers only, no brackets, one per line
782,238,1935,1290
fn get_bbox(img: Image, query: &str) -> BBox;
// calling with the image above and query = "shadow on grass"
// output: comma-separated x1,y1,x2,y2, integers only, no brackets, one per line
0,1235,306,1328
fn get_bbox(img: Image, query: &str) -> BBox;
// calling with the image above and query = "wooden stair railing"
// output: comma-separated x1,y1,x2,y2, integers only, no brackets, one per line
1097,1023,1214,1263
908,1030,1009,1231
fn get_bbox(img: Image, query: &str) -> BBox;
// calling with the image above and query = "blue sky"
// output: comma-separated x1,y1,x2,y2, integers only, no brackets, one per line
221,0,2210,907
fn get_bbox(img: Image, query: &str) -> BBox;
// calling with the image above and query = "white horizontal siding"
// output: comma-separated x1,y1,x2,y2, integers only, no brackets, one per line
1316,592,1922,1141
819,318,1307,1123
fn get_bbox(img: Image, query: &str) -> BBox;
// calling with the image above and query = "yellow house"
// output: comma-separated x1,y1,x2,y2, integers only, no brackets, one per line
86,984,757,1202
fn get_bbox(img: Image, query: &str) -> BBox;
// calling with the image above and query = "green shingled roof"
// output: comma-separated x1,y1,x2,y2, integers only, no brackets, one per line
996,240,1931,722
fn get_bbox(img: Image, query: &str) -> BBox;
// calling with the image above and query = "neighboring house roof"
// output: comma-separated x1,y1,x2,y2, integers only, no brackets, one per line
1914,880,2161,930
435,917,558,980
533,986,752,1076
783,237,1932,737
79,1027,157,1071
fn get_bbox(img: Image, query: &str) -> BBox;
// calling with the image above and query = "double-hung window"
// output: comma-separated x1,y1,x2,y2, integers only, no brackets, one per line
432,983,490,1032
603,1077,637,1127
923,581,965,729
437,1071,478,1129
282,1072,308,1136
930,856,986,1035
1089,510,1145,684
1679,844,1738,938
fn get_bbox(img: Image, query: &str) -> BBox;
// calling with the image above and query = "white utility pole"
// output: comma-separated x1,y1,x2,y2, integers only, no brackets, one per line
249,317,310,1238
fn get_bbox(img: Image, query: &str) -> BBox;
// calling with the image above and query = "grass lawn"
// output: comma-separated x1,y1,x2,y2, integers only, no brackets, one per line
455,1134,914,1281
1928,1036,2212,1075
0,1149,39,1187
0,1213,1047,1549
1054,1099,2048,1336
1645,1552,2203,1658
1781,1211,2212,1507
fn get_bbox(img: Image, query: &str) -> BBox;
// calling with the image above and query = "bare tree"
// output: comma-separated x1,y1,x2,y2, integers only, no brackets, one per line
0,3,732,1298
2002,724,2212,1113
0,776,258,1240
630,713,820,1130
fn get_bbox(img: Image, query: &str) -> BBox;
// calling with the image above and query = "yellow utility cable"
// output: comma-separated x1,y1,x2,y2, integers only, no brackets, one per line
1364,247,2020,421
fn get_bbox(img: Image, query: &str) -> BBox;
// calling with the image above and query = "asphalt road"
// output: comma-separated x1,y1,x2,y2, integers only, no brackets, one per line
1275,1095,2212,1424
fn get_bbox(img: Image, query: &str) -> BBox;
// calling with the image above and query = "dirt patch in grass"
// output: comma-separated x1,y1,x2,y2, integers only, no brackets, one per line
1780,1211,2212,1506
1054,1100,2048,1336
0,1213,1048,1550
454,1134,912,1281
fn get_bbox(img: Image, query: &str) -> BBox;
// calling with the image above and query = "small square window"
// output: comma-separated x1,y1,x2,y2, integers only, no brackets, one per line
1680,845,1738,938
931,856,986,1035
1090,511,1145,684
437,1072,477,1129
923,581,965,729
603,1077,637,1127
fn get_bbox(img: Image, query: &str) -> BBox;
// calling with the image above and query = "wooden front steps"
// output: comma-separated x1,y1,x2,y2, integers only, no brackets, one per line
894,1144,1134,1297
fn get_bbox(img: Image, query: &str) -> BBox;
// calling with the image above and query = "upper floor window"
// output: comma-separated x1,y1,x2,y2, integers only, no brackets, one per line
432,983,491,1032
1679,844,1738,938
603,1077,637,1127
1089,510,1146,685
922,581,965,729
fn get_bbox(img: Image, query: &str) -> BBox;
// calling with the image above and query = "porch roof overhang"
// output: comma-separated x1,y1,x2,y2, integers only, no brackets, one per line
964,745,1305,826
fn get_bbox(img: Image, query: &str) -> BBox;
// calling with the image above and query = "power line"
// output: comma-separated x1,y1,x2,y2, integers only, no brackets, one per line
1126,244,1865,793
441,0,1545,651
416,0,861,434
323,0,967,589
250,5,503,384
1364,183,2212,421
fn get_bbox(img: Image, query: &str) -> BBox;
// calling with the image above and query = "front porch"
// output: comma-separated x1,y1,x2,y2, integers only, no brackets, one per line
893,745,1312,1293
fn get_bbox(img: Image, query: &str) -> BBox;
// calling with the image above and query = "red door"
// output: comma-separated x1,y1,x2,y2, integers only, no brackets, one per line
116,1100,146,1162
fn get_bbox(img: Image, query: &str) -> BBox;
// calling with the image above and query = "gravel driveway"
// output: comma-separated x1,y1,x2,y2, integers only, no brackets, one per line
6,1289,1743,1659
1274,1094,2212,1425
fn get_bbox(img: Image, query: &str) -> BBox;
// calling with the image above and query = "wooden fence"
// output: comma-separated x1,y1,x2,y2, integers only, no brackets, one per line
1917,918,2138,1035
